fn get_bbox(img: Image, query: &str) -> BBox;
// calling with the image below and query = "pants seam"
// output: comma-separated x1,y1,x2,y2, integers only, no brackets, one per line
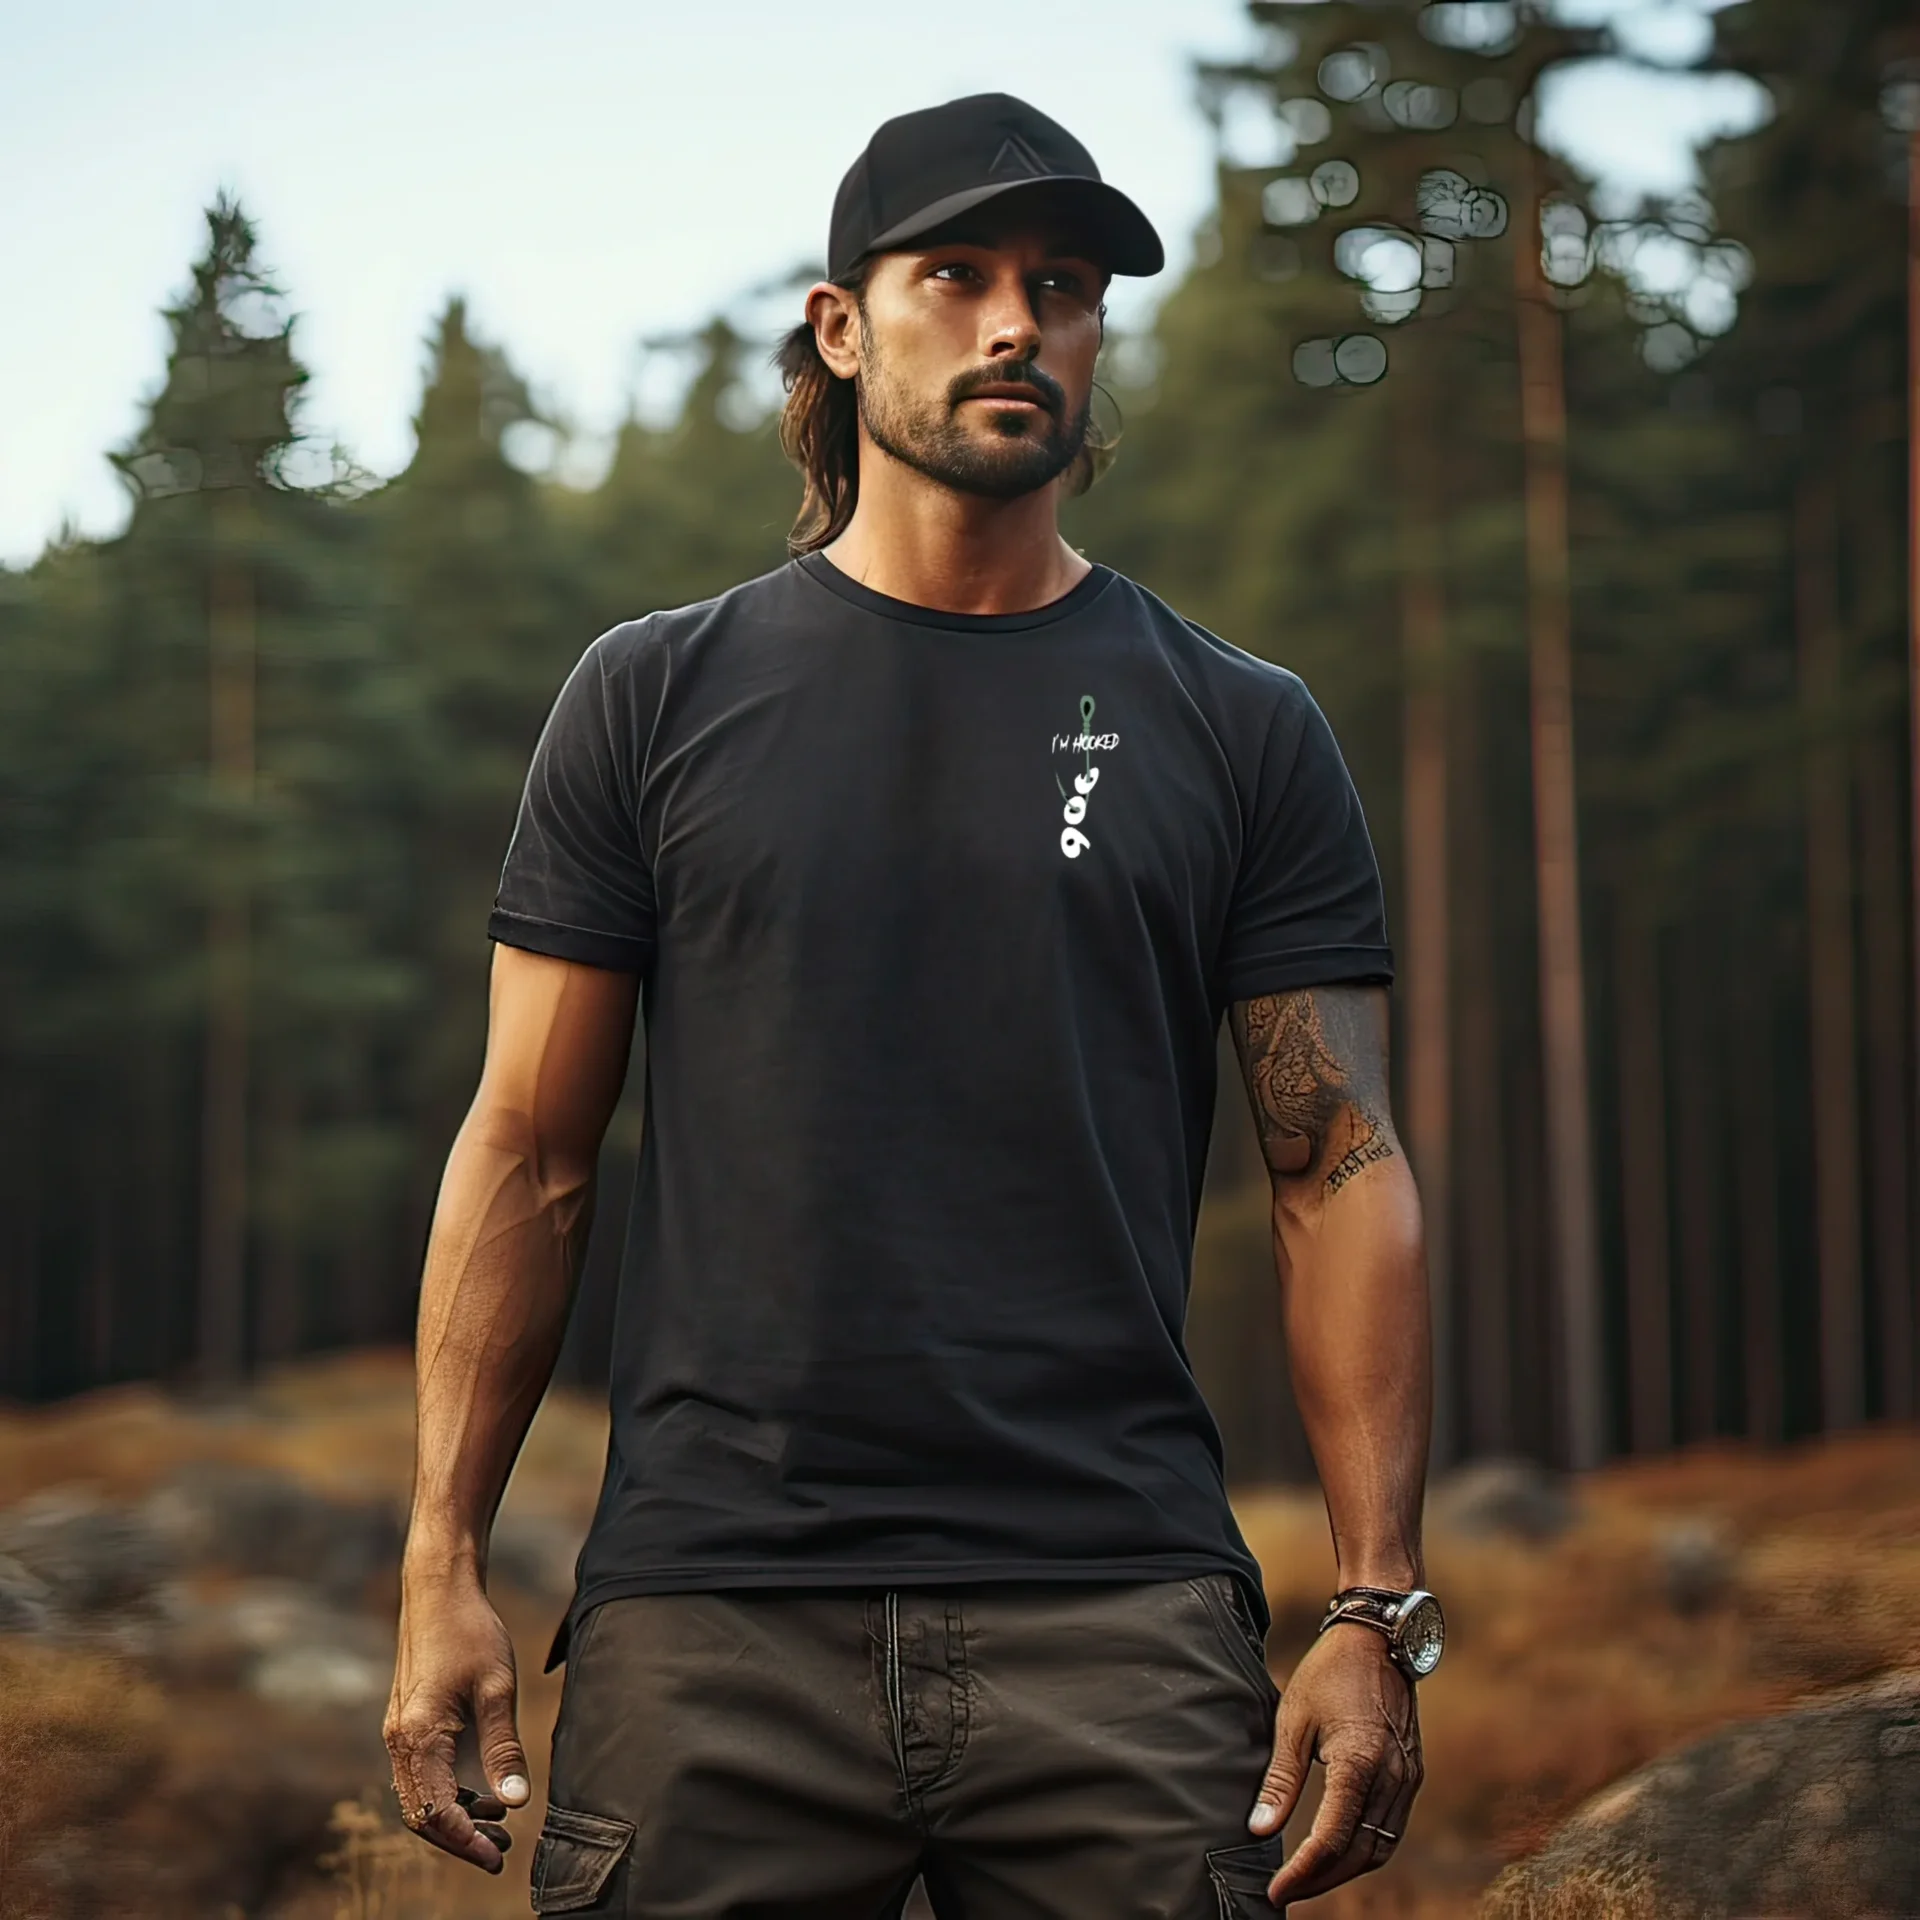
915,1597,971,1797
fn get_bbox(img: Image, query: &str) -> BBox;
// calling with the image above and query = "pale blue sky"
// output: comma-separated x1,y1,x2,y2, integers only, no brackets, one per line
0,0,1767,565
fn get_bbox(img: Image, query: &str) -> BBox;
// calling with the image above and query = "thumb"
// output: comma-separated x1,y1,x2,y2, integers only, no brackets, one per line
1247,1699,1310,1837
474,1672,531,1807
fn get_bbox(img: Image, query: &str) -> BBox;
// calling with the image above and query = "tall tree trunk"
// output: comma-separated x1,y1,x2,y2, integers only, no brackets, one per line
1454,669,1513,1457
1890,126,1920,1427
131,1039,172,1381
1671,915,1724,1441
255,1071,304,1368
1,1075,39,1397
1509,1015,1552,1461
1396,371,1454,1469
1860,733,1914,1421
199,489,255,1390
1849,378,1912,1425
1516,187,1605,1469
89,1102,116,1384
1909,113,1920,1422
1796,459,1864,1431
1730,928,1783,1444
1612,897,1671,1453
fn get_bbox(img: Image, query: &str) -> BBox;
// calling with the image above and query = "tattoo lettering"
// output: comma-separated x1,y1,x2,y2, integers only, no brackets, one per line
1229,987,1398,1196
1328,1132,1397,1192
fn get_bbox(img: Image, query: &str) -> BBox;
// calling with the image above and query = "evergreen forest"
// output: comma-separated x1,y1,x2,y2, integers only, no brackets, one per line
2,0,1915,1483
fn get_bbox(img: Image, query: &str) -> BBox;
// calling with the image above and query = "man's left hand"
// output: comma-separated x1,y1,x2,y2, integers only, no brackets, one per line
1243,1621,1423,1906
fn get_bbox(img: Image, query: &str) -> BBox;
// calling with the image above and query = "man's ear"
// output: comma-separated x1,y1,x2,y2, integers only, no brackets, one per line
806,281,863,382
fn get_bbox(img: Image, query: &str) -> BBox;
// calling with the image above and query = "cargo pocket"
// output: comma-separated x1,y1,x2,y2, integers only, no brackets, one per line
529,1802,635,1914
1203,1833,1289,1916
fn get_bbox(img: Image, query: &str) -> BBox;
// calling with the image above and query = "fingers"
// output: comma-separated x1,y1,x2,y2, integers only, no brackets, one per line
1266,1752,1374,1904
1361,1675,1423,1876
1246,1694,1312,1838
410,1790,512,1873
386,1693,522,1874
459,1784,517,1859
1370,1764,1421,1870
1267,1706,1424,1906
1346,1756,1410,1879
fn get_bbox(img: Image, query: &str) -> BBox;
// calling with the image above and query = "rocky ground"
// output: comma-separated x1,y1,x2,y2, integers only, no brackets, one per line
0,1350,1914,1918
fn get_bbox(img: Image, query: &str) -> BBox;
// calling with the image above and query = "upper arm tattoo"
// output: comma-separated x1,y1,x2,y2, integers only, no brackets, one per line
1229,986,1398,1195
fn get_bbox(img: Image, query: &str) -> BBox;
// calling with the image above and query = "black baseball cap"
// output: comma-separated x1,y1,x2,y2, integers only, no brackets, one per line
827,93,1165,284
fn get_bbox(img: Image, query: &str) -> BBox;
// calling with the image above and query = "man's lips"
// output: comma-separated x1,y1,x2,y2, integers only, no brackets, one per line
961,386,1054,411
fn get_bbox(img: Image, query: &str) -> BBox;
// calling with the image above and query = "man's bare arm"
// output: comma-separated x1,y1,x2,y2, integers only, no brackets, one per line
1230,985,1429,1588
1228,983,1430,1906
405,942,639,1580
386,942,640,1874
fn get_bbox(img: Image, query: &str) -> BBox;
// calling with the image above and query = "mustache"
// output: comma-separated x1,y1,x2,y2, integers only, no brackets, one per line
949,361,1064,415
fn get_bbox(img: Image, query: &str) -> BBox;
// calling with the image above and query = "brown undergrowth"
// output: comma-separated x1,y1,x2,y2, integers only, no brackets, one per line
0,1351,1914,1917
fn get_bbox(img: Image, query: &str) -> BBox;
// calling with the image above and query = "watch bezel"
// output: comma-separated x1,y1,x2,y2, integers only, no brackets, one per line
1391,1589,1445,1677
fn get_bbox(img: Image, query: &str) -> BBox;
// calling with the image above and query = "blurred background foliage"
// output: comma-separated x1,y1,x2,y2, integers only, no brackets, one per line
1,0,1916,1491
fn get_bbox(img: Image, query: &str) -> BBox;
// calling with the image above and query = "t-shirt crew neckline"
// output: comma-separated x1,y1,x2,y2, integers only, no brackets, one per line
793,549,1116,633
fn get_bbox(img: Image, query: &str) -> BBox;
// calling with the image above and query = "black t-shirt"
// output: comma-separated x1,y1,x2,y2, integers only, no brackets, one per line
488,551,1393,1671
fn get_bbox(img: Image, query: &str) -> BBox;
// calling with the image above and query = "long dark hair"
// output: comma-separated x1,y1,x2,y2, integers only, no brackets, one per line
773,266,1120,558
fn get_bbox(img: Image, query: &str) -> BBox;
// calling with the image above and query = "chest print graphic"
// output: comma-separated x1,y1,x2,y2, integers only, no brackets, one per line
1051,693,1119,859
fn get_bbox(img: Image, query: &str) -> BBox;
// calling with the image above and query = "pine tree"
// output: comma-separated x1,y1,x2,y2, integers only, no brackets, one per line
362,298,585,1316
110,194,309,1390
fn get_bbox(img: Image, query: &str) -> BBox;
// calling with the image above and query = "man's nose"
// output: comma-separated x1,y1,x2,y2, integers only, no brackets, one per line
979,272,1042,359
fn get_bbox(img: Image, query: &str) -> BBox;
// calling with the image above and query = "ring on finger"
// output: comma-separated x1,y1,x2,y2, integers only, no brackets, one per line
1358,1820,1399,1845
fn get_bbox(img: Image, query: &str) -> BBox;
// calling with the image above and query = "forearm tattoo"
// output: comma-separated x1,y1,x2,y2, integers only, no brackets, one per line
1229,987,1398,1195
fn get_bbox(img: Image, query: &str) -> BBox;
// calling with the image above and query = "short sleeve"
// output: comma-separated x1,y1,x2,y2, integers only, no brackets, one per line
1216,678,1394,1003
487,631,656,973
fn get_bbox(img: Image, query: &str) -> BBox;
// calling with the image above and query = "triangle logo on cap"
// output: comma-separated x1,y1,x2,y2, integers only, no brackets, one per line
987,134,1049,181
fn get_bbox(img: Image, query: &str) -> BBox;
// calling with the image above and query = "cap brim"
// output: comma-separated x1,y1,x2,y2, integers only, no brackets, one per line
859,175,1165,278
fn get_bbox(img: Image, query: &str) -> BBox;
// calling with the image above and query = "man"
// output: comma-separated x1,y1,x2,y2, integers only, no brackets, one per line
384,93,1438,1919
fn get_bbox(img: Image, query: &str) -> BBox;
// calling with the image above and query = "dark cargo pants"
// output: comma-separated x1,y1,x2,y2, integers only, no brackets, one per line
529,1574,1289,1918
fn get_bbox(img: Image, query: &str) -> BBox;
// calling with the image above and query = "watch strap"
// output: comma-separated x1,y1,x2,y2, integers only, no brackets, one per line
1318,1586,1407,1630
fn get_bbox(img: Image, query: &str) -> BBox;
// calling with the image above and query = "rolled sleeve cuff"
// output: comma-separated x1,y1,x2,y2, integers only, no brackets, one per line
487,907,652,973
1218,943,1396,1004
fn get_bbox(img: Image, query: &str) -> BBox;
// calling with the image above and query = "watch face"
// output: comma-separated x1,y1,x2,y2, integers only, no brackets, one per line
1399,1595,1445,1676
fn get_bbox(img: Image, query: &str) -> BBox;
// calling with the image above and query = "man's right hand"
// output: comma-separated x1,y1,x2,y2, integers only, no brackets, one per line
383,1571,534,1873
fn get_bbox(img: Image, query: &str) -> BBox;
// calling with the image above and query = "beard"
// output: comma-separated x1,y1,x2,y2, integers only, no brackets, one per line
855,336,1090,501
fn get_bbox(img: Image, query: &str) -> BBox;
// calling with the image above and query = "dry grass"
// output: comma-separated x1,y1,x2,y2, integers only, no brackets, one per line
1477,1862,1662,1920
312,1792,475,1920
0,1637,168,1917
1,1353,1916,1917
0,1348,602,1522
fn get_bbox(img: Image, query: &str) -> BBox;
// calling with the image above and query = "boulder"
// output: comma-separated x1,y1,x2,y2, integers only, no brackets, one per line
0,1551,56,1633
1481,1668,1920,1919
1655,1516,1736,1615
0,1483,178,1616
251,1641,390,1713
1428,1456,1577,1543
154,1575,393,1710
139,1458,402,1601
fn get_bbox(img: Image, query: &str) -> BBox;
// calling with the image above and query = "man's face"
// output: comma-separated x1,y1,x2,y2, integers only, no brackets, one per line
827,195,1111,501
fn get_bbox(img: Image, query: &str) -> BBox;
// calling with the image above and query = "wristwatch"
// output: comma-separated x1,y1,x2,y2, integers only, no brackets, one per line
1316,1585,1446,1681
